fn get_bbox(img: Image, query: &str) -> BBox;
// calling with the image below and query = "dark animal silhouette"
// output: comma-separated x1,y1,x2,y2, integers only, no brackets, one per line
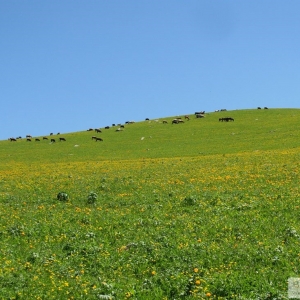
105,126,110,129
59,137,66,141
27,138,31,142
51,138,55,143
264,107,268,109
9,138,17,141
219,117,234,122
26,135,32,138
35,138,40,141
257,107,261,109
95,137,103,141
43,137,48,140
95,129,102,133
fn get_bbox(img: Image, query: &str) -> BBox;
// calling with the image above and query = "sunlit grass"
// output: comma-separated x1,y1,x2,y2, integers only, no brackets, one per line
0,109,300,299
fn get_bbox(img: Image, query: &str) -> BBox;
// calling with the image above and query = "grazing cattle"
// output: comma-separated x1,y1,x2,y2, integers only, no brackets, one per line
145,118,149,121
57,132,60,135
95,129,102,133
120,125,125,128
92,136,97,140
105,126,110,129
95,137,103,141
196,114,205,118
26,138,31,142
219,117,234,122
35,138,40,141
51,138,55,143
87,128,93,131
9,138,17,142
195,111,205,115
26,135,32,138
16,136,22,139
50,133,53,135
172,118,184,124
43,137,48,140
264,107,268,109
257,107,261,109
163,120,168,124
112,124,116,126
184,115,190,120
220,109,227,111
59,137,66,141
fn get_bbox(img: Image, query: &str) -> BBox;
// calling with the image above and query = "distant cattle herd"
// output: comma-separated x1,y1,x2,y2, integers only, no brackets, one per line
7,108,271,143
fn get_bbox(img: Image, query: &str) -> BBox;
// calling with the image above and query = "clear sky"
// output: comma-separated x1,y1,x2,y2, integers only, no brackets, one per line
1,0,299,140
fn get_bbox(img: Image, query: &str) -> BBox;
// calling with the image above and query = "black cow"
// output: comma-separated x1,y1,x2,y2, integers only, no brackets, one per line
95,129,102,133
257,107,261,109
219,117,234,122
95,137,103,141
43,137,48,140
264,107,268,109
9,138,17,142
105,126,110,129
26,135,32,138
27,138,31,142
59,137,66,141
51,138,55,143
35,138,40,141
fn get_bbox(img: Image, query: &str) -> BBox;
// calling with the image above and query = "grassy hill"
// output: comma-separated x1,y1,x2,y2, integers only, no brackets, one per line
0,108,300,299
2,108,300,162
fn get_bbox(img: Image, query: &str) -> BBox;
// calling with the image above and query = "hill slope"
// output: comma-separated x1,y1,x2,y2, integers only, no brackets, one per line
1,108,300,164
0,108,300,299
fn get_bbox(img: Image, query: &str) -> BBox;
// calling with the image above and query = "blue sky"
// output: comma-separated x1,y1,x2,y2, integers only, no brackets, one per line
1,0,299,140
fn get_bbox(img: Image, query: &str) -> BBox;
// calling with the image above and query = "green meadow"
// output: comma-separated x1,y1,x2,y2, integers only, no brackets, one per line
0,108,300,299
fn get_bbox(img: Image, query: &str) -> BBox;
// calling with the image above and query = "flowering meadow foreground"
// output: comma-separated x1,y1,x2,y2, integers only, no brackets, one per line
1,147,300,299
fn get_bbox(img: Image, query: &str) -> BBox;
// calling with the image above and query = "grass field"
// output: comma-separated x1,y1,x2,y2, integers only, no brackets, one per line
0,108,300,299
